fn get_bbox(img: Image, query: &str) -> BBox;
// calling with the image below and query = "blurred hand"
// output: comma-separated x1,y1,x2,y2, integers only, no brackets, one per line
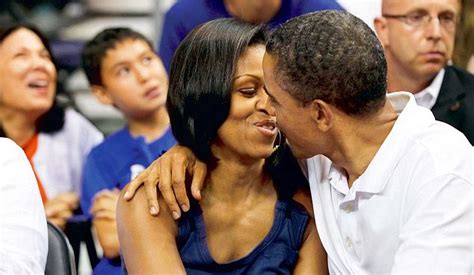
45,192,79,230
123,144,207,219
90,189,120,221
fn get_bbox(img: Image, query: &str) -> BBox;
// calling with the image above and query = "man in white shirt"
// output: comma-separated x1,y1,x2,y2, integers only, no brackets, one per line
262,11,472,273
0,138,48,274
124,10,473,274
374,0,474,144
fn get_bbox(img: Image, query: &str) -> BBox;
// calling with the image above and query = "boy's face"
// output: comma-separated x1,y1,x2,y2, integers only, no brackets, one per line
96,38,168,119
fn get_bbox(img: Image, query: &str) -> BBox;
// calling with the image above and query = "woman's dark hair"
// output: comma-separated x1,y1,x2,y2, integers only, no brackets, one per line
0,24,65,136
167,18,267,162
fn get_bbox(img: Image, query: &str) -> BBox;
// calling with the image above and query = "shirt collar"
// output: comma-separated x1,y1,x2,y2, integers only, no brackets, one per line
413,69,445,109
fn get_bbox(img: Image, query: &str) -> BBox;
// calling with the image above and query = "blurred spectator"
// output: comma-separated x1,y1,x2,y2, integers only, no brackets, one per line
159,0,343,71
0,24,103,230
453,0,474,73
374,0,474,144
0,137,48,274
81,27,175,275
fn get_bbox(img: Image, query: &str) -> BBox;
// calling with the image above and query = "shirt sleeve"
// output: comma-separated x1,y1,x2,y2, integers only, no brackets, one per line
158,2,193,74
303,0,344,12
0,138,48,274
158,5,189,72
391,173,473,274
81,149,114,218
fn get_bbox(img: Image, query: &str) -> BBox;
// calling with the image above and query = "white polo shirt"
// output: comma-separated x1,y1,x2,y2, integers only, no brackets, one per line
307,92,473,274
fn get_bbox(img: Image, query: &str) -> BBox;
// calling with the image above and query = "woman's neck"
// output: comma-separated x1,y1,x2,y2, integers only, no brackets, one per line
201,158,274,207
127,107,170,143
0,108,38,146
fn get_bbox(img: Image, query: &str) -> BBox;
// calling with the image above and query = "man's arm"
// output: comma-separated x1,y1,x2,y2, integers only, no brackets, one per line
123,144,207,217
392,174,473,273
117,186,185,274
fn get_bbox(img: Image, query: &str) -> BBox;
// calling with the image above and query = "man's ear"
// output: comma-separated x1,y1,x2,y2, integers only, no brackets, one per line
309,99,333,132
91,85,113,105
374,16,389,48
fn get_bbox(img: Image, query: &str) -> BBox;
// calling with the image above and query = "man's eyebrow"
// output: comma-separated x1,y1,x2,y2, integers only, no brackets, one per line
263,86,280,105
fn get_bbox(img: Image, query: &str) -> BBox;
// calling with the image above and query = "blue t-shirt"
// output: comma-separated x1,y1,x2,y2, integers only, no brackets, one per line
159,0,344,71
81,126,176,275
176,199,309,274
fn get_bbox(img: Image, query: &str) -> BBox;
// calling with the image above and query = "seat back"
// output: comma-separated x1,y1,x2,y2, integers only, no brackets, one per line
45,222,77,275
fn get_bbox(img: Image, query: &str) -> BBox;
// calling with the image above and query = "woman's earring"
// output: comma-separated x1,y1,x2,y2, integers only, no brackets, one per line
273,129,282,153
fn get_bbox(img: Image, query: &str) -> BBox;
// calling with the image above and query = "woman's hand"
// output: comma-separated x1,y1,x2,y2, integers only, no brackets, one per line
123,144,207,219
45,192,79,230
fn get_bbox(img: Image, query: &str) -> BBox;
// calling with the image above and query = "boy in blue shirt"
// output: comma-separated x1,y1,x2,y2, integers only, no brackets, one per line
80,27,175,275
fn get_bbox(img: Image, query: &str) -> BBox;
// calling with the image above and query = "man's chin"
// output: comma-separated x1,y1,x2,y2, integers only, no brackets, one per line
415,63,445,79
288,144,314,160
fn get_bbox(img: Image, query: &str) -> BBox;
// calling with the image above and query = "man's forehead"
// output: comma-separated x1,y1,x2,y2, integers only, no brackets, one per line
382,0,460,12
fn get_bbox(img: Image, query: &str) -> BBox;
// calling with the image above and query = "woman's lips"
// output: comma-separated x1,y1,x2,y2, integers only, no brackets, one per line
27,79,50,95
254,120,277,137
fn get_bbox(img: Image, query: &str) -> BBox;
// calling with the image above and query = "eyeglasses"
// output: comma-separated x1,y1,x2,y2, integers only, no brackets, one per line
382,11,457,30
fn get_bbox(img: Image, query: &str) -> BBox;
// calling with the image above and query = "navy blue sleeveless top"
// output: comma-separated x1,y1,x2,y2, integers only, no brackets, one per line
176,199,309,274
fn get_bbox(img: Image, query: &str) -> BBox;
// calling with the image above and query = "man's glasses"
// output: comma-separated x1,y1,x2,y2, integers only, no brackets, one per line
382,11,457,30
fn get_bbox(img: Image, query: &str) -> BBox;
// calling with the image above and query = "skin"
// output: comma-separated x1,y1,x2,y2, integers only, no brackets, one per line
262,53,399,187
374,0,460,93
89,38,170,259
0,28,56,145
117,45,328,274
92,38,170,142
224,0,282,23
0,28,78,230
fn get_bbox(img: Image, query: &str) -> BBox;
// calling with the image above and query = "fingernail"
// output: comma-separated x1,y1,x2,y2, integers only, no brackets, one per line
124,191,130,199
150,206,158,215
172,211,181,219
181,204,189,212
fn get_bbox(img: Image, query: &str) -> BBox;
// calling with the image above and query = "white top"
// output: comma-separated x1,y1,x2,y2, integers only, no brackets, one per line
307,92,473,274
0,138,48,274
34,109,103,198
413,69,445,109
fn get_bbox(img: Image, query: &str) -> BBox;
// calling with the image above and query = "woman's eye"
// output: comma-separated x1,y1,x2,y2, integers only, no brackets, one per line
239,88,256,96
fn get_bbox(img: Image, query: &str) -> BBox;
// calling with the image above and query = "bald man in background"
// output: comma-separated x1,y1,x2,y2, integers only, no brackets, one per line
374,0,474,144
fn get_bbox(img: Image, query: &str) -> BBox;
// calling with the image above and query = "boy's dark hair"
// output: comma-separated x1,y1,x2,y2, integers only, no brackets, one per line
0,24,65,135
266,10,387,116
81,27,154,86
167,18,267,162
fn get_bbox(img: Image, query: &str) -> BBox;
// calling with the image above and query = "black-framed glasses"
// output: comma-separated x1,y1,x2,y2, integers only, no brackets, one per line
382,11,457,30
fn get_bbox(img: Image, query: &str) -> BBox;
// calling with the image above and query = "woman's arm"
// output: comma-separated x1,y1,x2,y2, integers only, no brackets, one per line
292,189,329,275
116,185,185,274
